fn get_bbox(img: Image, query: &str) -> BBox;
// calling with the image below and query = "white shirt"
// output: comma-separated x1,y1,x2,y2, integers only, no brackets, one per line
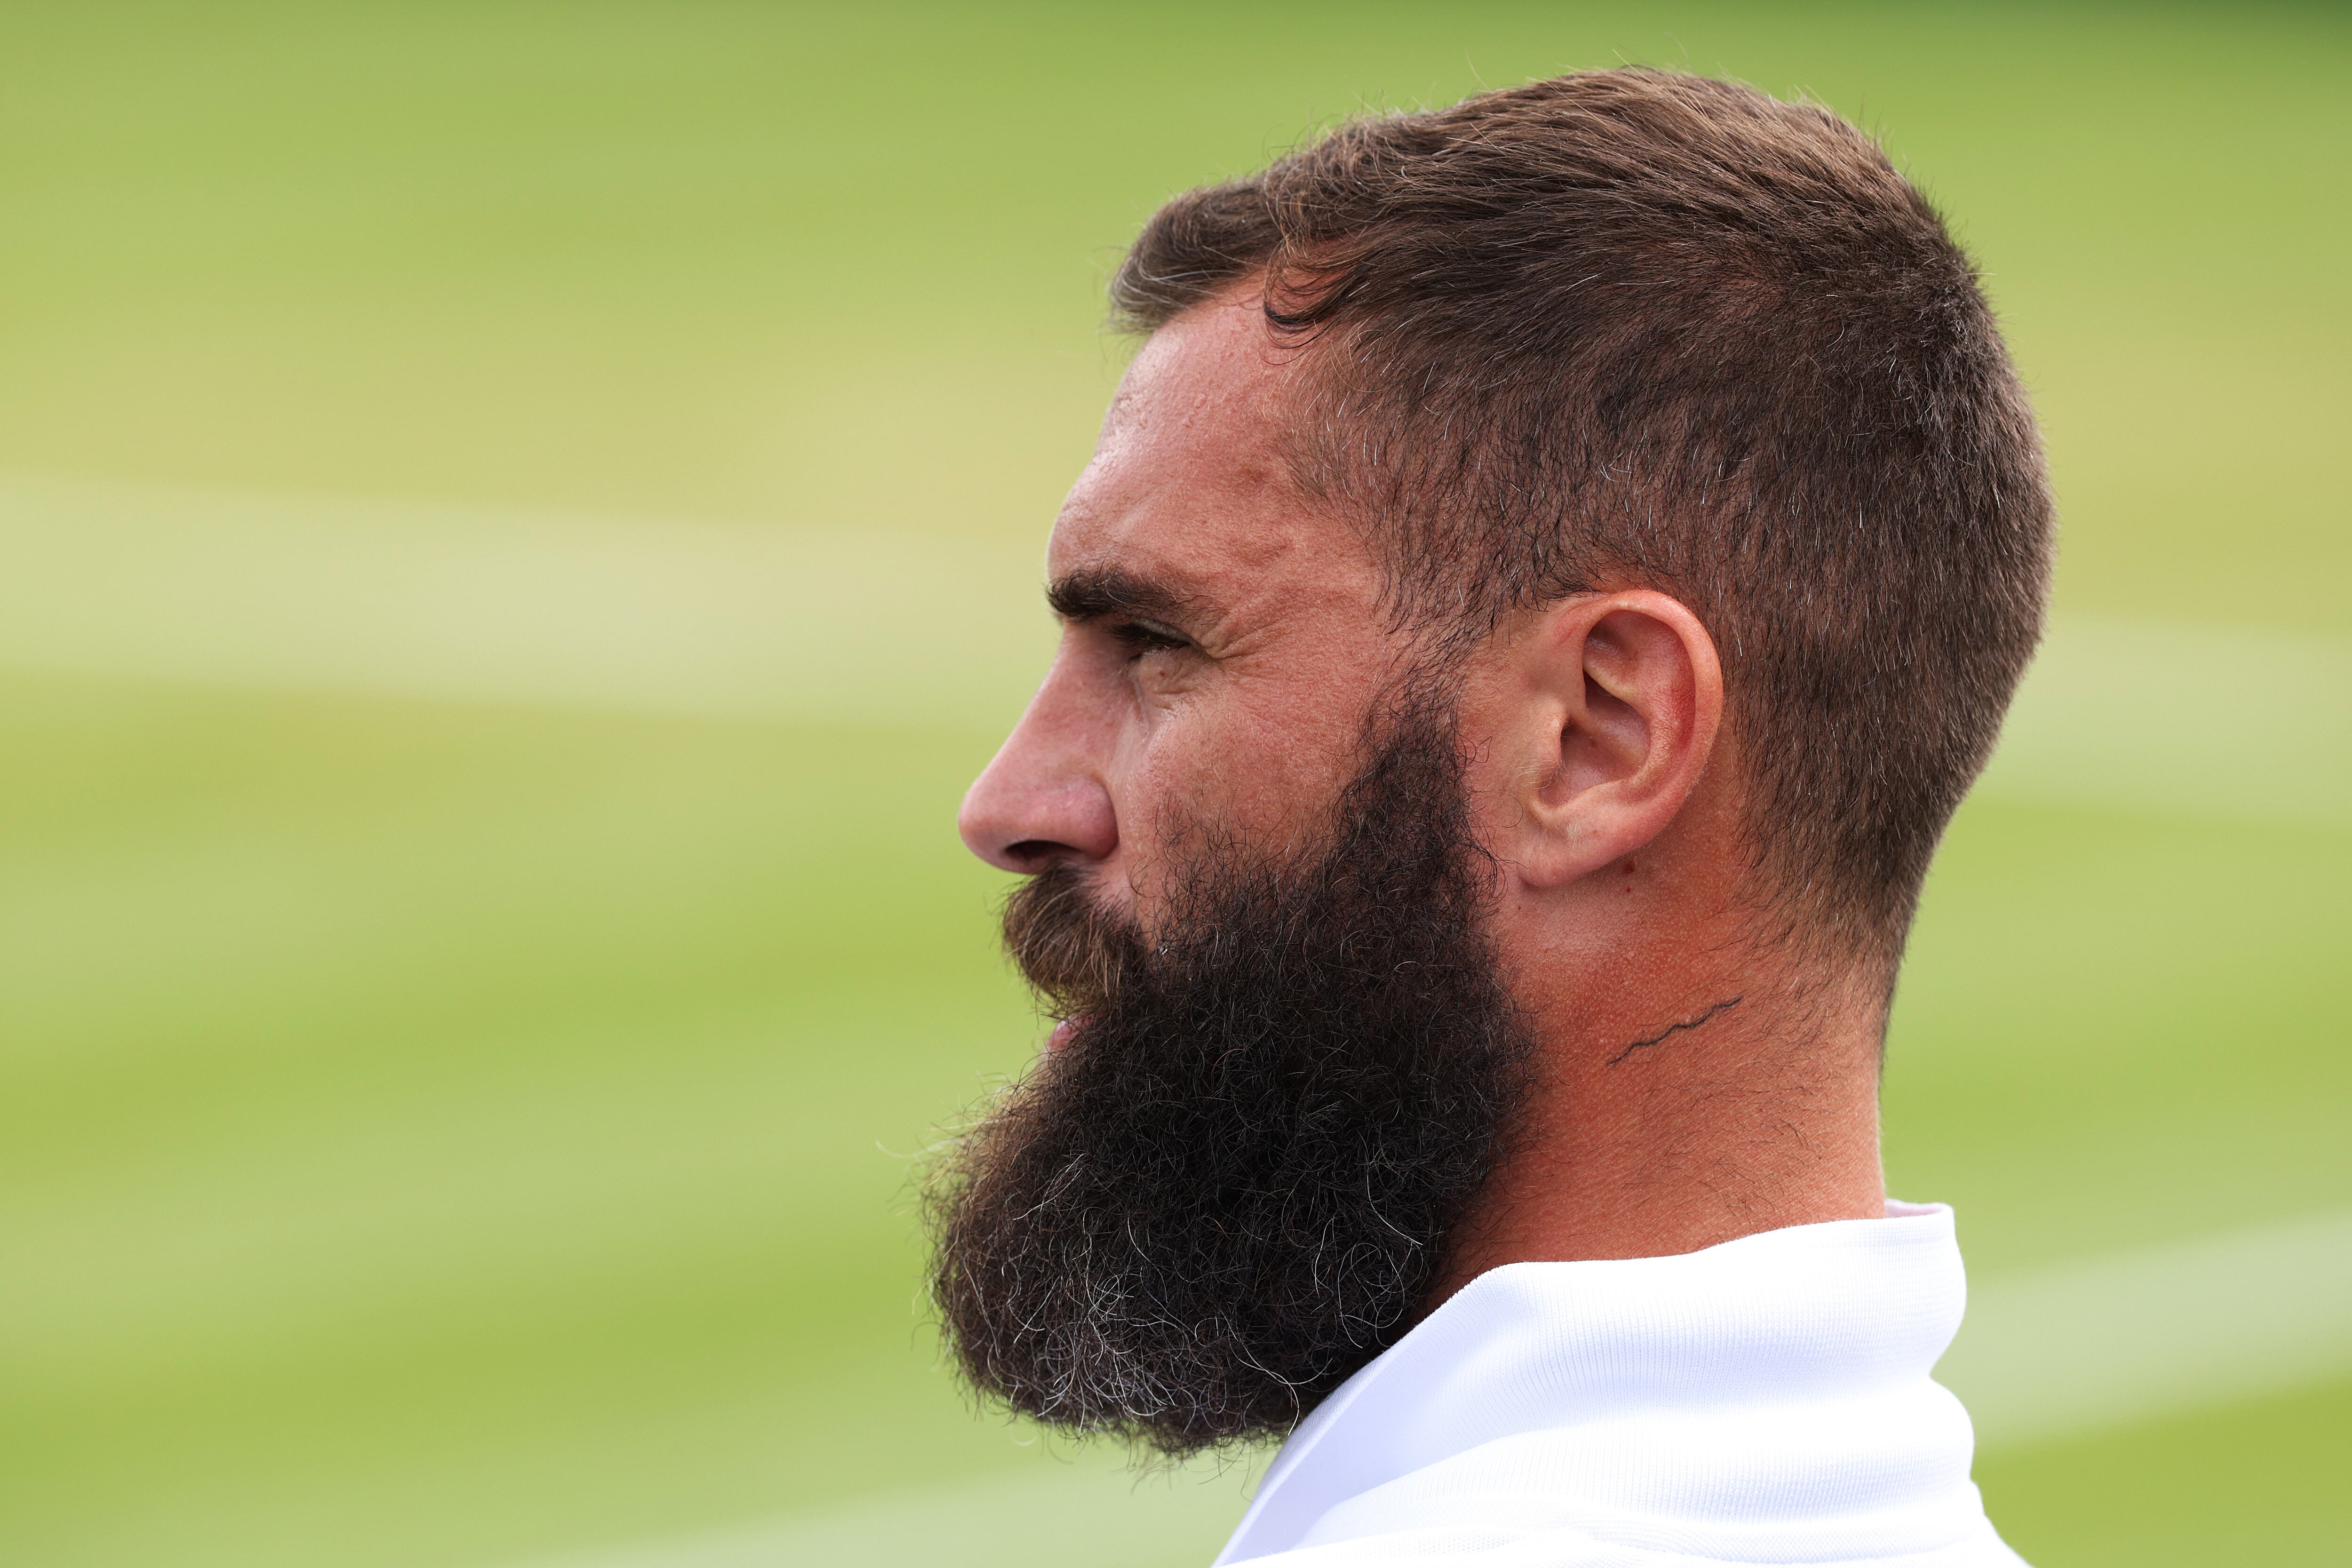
1215,1202,2026,1567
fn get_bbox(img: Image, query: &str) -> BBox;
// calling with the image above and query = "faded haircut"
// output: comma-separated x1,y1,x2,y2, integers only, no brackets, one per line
1112,67,2054,968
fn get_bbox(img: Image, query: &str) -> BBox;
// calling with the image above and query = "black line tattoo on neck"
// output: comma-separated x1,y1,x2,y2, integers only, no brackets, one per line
1606,995,1745,1067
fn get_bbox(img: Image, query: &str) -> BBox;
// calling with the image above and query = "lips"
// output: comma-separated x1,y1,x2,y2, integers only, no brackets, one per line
1046,1015,1089,1053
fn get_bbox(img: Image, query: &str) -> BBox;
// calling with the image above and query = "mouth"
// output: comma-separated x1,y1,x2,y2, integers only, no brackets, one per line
1046,1015,1090,1053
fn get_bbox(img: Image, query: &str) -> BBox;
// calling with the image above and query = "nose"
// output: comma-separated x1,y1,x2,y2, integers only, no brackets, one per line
957,678,1119,873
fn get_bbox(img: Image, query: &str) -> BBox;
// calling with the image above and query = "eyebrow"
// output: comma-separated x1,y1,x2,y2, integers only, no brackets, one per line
1046,567,1202,626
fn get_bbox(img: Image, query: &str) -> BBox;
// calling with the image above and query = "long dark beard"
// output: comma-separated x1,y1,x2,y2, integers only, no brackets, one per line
925,701,1534,1457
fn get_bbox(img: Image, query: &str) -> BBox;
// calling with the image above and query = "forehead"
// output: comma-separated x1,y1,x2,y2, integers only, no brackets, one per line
1049,295,1356,591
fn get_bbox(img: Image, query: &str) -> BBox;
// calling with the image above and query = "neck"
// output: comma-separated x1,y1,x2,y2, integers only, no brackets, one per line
1433,955,1888,1297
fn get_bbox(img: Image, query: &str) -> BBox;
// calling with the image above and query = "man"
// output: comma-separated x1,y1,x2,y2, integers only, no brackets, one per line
932,68,2050,1566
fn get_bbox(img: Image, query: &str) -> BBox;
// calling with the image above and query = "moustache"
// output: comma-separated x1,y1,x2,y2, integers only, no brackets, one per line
1000,858,1145,1023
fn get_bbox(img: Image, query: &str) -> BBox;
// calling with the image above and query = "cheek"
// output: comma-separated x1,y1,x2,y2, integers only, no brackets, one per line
1110,686,1364,900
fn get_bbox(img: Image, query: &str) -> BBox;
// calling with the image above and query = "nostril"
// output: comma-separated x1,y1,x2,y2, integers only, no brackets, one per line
1004,838,1071,872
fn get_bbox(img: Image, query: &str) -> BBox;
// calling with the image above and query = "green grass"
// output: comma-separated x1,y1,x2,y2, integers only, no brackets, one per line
0,4,2345,1566
1980,1376,2352,1568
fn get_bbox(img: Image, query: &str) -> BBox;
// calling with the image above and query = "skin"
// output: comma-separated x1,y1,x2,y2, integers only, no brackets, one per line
958,287,1887,1296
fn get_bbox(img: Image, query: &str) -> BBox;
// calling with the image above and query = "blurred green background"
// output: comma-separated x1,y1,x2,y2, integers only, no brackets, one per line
1,4,2346,1566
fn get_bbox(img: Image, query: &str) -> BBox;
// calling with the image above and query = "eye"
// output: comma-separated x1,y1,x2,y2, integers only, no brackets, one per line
1108,619,1191,659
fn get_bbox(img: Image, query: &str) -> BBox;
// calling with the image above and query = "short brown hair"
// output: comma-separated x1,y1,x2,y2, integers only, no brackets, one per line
1112,68,2052,967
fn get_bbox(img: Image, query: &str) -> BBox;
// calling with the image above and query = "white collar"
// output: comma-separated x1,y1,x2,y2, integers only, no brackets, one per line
1216,1202,2020,1566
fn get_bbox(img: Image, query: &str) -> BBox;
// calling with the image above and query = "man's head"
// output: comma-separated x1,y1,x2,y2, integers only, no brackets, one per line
934,67,2050,1455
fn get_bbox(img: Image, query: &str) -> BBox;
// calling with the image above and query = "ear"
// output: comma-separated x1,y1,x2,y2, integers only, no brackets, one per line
1495,590,1724,889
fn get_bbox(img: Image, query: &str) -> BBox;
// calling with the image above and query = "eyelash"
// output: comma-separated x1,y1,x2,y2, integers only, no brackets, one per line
1109,620,1189,658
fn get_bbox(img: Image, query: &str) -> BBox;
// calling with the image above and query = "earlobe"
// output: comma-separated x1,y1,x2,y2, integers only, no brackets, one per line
1507,591,1723,889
